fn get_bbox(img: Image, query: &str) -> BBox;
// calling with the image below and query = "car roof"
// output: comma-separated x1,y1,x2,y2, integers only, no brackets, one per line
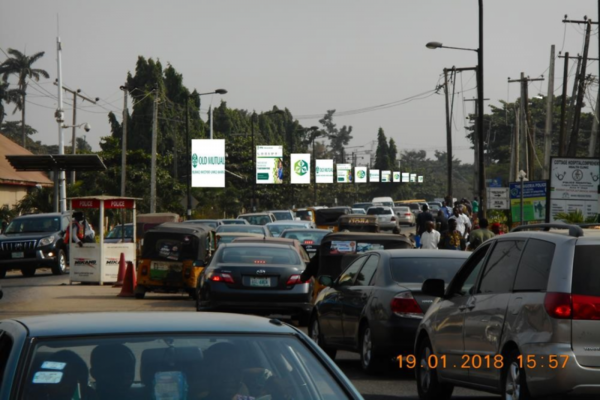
238,213,273,217
10,312,297,337
220,242,293,249
323,232,411,243
385,249,470,259
268,210,292,213
281,229,329,233
147,222,212,235
267,221,309,225
14,212,68,219
216,232,263,237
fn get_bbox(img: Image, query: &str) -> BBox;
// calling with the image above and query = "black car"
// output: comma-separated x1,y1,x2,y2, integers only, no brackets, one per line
281,228,330,258
310,249,469,373
0,212,72,278
196,242,312,325
215,224,272,236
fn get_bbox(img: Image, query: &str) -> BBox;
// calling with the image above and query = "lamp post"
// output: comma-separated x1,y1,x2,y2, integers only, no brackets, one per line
186,89,227,219
251,109,285,212
426,0,485,219
307,127,321,205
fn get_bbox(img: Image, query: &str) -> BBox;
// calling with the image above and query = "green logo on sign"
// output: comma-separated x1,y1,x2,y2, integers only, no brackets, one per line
394,173,400,180
316,166,320,173
357,170,366,179
294,159,309,176
192,154,198,168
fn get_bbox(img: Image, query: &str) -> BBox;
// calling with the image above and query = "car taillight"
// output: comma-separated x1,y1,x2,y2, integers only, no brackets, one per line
391,216,396,222
391,292,423,318
210,273,234,284
573,294,600,320
286,274,303,286
405,213,412,216
544,292,572,319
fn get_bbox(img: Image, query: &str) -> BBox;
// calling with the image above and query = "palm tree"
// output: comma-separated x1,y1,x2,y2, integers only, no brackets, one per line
0,81,23,125
0,49,50,148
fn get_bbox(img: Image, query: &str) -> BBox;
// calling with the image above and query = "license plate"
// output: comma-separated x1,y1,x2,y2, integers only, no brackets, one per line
151,263,169,270
250,277,270,287
12,252,24,259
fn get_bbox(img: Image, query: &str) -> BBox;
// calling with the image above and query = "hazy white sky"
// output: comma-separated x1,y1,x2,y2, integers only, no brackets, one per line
0,0,597,163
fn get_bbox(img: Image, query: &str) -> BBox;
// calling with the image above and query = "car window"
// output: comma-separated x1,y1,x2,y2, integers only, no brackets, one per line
513,239,555,292
273,212,293,221
391,257,465,284
572,245,600,297
219,246,300,265
217,225,267,235
0,332,12,386
338,256,368,286
281,231,327,245
478,240,525,294
355,255,379,286
453,243,491,296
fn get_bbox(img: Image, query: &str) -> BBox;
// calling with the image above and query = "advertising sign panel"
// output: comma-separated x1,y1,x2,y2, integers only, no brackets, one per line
191,139,225,187
381,170,391,183
401,172,410,183
392,171,401,182
410,173,417,183
369,169,380,182
549,157,599,222
291,154,311,184
315,159,334,183
337,164,352,183
509,181,547,222
256,146,283,184
418,176,423,183
355,166,367,183
487,187,509,210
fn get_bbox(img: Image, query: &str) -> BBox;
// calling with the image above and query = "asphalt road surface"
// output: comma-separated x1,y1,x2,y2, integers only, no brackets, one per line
0,262,498,400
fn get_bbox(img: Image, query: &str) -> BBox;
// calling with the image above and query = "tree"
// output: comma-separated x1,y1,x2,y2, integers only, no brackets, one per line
0,49,50,148
319,110,353,162
388,138,398,168
374,128,391,170
0,81,22,125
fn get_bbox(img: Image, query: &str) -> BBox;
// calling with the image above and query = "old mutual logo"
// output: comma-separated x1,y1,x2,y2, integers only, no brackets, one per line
294,159,309,176
192,153,198,168
357,170,366,179
394,173,400,180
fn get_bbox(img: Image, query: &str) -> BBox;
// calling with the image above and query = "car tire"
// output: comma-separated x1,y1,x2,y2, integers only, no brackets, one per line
0,269,6,279
416,338,454,400
134,286,146,299
51,249,67,275
309,314,337,359
360,323,384,374
21,267,36,277
502,350,532,400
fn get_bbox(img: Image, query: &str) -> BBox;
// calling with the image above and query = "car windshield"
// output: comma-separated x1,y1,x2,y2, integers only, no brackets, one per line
352,209,366,215
106,225,133,239
184,220,217,229
272,212,293,221
4,217,60,234
221,220,247,225
267,224,306,237
22,334,351,400
239,215,271,225
367,208,391,215
218,246,300,265
217,225,266,235
390,257,465,284
295,210,313,221
282,231,328,245
394,207,410,213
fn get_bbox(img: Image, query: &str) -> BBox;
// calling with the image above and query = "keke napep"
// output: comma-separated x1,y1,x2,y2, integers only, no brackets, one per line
135,222,215,299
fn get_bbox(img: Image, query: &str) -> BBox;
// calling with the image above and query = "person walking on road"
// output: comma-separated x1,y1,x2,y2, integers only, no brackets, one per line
448,207,470,238
438,219,466,250
420,221,440,249
467,218,495,250
472,196,479,217
416,204,434,236
436,208,448,232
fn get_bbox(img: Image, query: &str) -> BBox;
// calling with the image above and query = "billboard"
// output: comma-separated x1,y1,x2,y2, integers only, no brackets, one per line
369,169,380,182
549,157,599,222
418,176,423,183
316,159,334,183
410,173,417,183
291,154,311,184
401,172,410,183
392,171,401,182
355,166,367,183
509,180,547,223
191,139,225,188
256,146,283,184
381,170,391,183
337,164,352,183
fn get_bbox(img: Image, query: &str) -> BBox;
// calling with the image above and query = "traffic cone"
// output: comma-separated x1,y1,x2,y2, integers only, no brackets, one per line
117,261,136,297
113,253,126,287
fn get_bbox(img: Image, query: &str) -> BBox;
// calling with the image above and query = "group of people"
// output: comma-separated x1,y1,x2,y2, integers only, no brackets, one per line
416,197,501,251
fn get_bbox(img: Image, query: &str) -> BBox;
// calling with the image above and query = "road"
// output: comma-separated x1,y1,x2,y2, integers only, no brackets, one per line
0,264,497,400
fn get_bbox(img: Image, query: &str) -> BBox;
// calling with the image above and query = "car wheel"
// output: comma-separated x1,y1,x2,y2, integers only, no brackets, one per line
416,338,453,400
21,267,36,277
309,314,337,359
134,286,146,299
502,350,532,400
360,323,384,374
51,249,67,275
0,269,6,279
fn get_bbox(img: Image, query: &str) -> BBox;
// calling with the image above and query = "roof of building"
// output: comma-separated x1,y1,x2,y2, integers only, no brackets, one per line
0,134,53,186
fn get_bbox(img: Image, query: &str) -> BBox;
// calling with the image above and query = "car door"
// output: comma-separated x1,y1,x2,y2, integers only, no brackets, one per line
341,254,380,346
432,243,491,382
463,239,524,386
319,255,368,346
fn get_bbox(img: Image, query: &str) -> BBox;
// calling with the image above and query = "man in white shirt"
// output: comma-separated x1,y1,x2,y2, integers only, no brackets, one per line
420,221,440,249
449,207,466,236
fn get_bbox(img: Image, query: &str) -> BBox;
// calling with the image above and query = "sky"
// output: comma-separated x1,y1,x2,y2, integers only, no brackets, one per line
0,0,598,164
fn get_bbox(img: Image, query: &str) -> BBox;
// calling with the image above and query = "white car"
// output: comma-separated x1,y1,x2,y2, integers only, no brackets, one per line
393,206,415,226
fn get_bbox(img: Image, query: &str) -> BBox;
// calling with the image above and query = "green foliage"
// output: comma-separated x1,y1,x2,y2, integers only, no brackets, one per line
554,209,585,223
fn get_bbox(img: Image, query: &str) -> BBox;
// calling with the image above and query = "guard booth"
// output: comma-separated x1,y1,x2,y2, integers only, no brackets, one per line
68,196,139,284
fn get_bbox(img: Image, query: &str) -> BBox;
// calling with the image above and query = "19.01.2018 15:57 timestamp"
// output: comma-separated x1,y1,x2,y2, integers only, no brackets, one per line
397,354,570,369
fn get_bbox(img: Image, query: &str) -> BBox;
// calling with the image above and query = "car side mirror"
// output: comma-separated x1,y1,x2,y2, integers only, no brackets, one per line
318,275,334,287
422,279,445,298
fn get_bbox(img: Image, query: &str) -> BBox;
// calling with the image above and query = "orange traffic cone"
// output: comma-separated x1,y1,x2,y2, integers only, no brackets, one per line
117,261,136,297
113,253,126,287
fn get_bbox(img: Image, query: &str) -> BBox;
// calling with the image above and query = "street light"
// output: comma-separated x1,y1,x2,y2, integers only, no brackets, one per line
251,109,285,212
199,89,228,140
425,0,484,219
306,126,321,205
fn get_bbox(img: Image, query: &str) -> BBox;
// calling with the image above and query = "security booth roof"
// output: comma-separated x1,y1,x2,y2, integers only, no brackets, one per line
5,154,107,172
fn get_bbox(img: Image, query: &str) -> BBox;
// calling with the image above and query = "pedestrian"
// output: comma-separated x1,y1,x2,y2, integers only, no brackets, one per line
490,222,504,235
448,207,470,238
438,219,466,250
420,221,440,249
416,204,434,236
66,212,85,247
472,196,479,217
436,208,448,232
440,201,450,219
467,218,495,250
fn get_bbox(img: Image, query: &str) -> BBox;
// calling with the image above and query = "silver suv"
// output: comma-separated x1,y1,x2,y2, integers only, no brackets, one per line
415,223,600,400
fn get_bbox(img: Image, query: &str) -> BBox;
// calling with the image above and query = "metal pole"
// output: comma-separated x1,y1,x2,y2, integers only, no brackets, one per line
543,45,555,179
520,177,524,225
477,0,486,219
71,92,77,184
313,135,317,205
559,52,569,156
150,92,158,213
120,85,128,197
251,113,256,211
443,68,453,198
210,105,213,140
186,95,191,219
56,37,66,212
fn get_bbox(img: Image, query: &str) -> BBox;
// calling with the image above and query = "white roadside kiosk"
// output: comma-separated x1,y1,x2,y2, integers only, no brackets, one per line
68,196,139,284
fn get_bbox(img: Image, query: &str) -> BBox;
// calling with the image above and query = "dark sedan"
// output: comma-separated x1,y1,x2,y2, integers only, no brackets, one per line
0,312,363,399
215,224,272,236
281,228,330,258
309,249,469,373
196,242,312,325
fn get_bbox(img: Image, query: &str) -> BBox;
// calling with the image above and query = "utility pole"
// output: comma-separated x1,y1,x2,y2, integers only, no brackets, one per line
590,85,600,157
150,90,158,213
543,45,555,180
120,85,128,197
568,20,593,156
251,112,256,212
186,95,191,219
559,52,570,156
56,37,66,213
465,97,488,195
443,68,453,198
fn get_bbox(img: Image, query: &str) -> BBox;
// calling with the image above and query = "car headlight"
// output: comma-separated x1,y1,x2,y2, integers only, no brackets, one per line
38,236,55,247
